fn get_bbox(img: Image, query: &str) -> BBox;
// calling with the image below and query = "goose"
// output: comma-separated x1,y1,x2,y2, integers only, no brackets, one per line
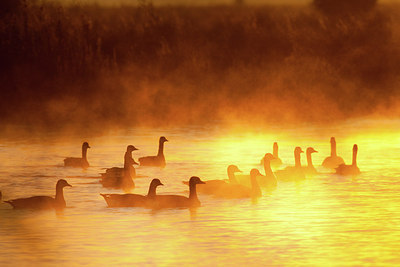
303,147,318,175
213,168,262,199
260,142,282,169
5,179,71,210
336,144,360,176
100,179,163,207
276,147,305,181
322,137,345,169
182,165,241,194
139,136,168,168
238,154,277,190
271,142,283,168
64,142,90,168
100,145,138,192
152,176,205,209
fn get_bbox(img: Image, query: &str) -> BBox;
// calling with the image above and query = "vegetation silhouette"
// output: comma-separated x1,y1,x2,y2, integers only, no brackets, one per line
0,1,398,131
313,0,377,16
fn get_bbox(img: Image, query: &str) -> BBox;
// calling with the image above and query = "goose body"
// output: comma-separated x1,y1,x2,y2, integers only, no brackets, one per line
260,142,282,169
303,147,318,176
101,179,163,208
139,136,168,168
322,137,345,169
183,165,241,195
238,154,277,190
213,169,262,199
276,147,306,181
100,145,138,191
271,142,283,168
64,142,90,168
336,144,360,176
5,179,71,210
153,176,205,209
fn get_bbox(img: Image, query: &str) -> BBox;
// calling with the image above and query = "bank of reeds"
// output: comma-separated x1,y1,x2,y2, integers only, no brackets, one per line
0,2,399,130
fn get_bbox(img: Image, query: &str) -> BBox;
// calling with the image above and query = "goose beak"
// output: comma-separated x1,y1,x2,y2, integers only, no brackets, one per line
199,180,206,184
66,182,72,187
165,139,169,142
133,147,139,151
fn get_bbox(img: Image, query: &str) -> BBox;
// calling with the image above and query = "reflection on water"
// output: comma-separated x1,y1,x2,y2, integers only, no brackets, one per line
0,120,400,265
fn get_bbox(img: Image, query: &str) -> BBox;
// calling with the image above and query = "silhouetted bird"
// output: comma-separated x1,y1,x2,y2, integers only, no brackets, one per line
64,142,90,168
152,176,205,209
101,179,163,208
260,142,283,169
183,165,242,194
322,137,345,169
5,179,71,210
336,144,360,176
139,136,168,168
271,142,283,168
100,145,138,192
303,147,318,175
276,147,305,181
239,153,277,190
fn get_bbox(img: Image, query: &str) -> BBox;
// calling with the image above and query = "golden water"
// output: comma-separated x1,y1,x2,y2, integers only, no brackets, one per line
0,119,399,266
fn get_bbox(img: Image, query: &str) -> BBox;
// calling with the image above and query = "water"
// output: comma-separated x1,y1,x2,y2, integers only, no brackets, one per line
0,120,400,266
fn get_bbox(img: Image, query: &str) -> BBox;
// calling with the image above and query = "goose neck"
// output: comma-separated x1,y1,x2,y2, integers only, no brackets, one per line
157,140,165,157
295,152,302,168
331,140,337,157
82,147,88,160
227,169,238,184
306,152,313,167
263,159,273,176
352,147,358,166
55,186,65,204
147,184,157,198
189,183,199,201
250,175,261,197
124,151,133,169
273,143,279,158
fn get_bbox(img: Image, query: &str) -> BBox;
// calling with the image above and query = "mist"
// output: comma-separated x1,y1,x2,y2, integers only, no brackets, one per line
0,1,399,134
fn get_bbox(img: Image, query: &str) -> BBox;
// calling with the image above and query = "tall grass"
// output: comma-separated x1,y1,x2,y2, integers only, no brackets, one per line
0,2,399,131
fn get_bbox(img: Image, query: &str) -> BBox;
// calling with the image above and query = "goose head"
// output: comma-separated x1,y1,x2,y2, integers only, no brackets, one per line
150,178,164,188
294,147,304,155
263,153,275,162
353,144,358,152
227,165,242,174
306,147,318,155
127,145,139,152
250,168,262,178
273,142,279,153
82,142,91,149
56,179,72,189
160,136,168,143
189,176,205,186
330,137,336,144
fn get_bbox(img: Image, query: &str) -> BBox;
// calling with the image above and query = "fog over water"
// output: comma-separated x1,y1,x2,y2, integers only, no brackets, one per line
0,0,399,135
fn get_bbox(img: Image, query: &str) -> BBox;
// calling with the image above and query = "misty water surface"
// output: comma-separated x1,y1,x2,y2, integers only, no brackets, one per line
0,119,399,266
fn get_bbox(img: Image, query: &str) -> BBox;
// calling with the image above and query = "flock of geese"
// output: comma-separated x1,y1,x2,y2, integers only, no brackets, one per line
0,136,360,211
